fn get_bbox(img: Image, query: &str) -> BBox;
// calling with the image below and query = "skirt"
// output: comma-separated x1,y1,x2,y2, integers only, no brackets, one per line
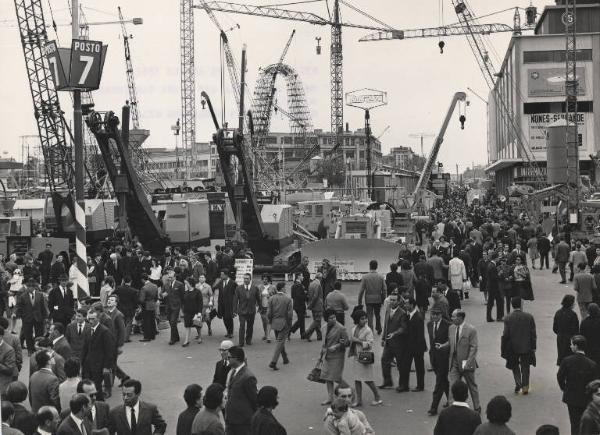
183,312,199,328
321,356,345,382
352,356,374,382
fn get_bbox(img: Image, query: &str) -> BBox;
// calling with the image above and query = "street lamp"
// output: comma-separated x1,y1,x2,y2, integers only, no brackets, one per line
467,87,490,164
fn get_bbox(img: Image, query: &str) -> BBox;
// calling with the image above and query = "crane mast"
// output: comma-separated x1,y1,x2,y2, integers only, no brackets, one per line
330,0,343,155
119,7,141,130
180,0,196,169
564,0,579,217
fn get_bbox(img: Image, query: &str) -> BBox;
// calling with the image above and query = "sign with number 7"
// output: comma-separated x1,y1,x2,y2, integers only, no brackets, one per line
44,39,107,91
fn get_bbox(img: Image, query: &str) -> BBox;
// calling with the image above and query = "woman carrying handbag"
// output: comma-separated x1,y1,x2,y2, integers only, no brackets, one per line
348,309,382,407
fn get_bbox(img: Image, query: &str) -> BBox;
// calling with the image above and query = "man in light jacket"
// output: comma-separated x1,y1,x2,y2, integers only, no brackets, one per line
358,260,386,335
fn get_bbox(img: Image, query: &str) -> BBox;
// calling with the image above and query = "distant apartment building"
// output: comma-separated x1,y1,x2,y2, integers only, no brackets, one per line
383,146,426,171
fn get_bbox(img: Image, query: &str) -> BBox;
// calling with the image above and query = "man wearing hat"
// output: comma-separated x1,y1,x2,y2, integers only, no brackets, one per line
16,279,48,353
48,274,75,327
212,340,234,387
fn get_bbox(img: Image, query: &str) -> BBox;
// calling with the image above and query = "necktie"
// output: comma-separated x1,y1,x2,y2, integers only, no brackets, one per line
455,326,460,354
80,422,88,435
130,407,137,433
434,322,439,335
30,293,34,303
78,325,82,336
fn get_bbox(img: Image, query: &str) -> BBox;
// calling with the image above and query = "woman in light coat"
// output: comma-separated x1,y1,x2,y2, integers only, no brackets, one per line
348,310,382,407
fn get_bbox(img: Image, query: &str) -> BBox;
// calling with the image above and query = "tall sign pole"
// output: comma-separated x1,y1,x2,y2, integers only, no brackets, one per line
72,0,88,302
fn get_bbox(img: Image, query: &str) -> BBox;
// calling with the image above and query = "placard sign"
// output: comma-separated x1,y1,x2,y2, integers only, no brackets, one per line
44,39,107,91
234,258,254,285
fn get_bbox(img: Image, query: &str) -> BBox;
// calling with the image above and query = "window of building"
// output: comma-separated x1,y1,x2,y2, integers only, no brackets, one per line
265,136,277,144
523,49,592,63
282,136,293,144
314,205,323,217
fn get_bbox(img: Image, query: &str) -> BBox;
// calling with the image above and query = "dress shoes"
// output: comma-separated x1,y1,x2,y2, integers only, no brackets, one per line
282,356,290,365
411,387,424,392
268,362,279,371
427,409,437,416
169,341,178,345
395,387,409,393
377,384,393,389
139,339,151,342
522,386,529,395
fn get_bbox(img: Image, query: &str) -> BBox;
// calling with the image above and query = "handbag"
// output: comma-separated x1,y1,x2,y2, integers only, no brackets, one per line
357,350,375,365
192,313,203,327
307,361,326,383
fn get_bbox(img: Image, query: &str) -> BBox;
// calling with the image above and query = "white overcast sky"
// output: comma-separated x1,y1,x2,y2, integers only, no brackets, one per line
1,0,552,171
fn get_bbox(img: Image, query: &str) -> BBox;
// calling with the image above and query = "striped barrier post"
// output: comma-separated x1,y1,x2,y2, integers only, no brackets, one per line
74,200,88,301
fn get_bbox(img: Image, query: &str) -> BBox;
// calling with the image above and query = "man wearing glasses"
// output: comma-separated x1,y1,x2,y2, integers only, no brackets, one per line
77,379,110,431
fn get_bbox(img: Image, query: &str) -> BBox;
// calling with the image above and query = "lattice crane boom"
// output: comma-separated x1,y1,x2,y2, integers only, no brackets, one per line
119,6,141,130
180,0,196,167
359,23,514,42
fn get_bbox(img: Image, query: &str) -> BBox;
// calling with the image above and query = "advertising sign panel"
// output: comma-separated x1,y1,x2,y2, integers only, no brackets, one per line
527,67,586,97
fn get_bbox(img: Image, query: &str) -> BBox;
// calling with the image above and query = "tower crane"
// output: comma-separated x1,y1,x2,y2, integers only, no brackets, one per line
409,132,436,157
118,7,141,130
14,0,75,231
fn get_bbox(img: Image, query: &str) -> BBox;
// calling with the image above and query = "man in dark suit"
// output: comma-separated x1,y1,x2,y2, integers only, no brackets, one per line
49,254,66,285
105,253,123,286
29,351,60,413
65,309,91,360
212,340,234,387
217,270,237,339
433,380,481,435
502,297,537,395
77,379,110,431
106,294,129,387
379,292,409,391
48,275,75,327
233,273,261,347
162,273,185,345
443,284,461,317
486,254,504,322
203,253,218,286
37,243,54,287
16,279,48,353
35,406,61,435
555,237,571,284
268,282,293,370
403,297,427,392
81,310,114,401
557,334,598,435
57,393,92,435
139,275,159,342
49,322,72,361
427,307,451,416
113,276,139,343
225,346,258,435
108,378,167,435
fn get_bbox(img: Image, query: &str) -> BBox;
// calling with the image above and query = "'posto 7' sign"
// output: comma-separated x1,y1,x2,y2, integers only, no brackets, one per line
44,39,107,91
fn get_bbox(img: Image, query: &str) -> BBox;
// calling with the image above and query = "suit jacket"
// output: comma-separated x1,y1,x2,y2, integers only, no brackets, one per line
0,340,16,393
13,403,36,435
217,279,236,319
382,306,408,349
4,332,23,372
427,318,451,372
502,309,536,355
555,241,571,263
212,359,232,388
557,353,598,407
2,423,25,435
205,260,218,285
53,336,73,360
250,408,287,435
139,282,159,311
233,284,261,316
267,292,293,331
29,368,60,413
406,310,427,354
225,365,258,426
176,406,200,435
433,404,482,435
16,290,48,323
114,285,139,318
358,272,386,305
107,308,126,348
81,324,115,375
164,280,185,312
57,414,93,435
105,259,123,285
30,350,66,382
50,261,66,284
307,279,323,313
108,401,167,435
445,290,462,314
65,321,91,359
486,261,499,293
89,401,111,431
448,322,478,371
48,286,75,324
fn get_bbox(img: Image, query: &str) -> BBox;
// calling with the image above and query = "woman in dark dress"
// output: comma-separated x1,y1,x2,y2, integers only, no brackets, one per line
553,294,579,365
182,277,203,346
251,386,287,435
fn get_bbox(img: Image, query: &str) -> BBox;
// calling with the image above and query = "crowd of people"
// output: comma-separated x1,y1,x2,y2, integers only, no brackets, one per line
0,188,600,434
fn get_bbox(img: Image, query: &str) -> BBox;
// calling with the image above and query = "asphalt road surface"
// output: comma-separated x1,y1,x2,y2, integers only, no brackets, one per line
22,267,574,434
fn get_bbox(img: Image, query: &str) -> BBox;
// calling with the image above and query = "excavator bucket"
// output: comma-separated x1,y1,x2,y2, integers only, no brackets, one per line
302,239,401,279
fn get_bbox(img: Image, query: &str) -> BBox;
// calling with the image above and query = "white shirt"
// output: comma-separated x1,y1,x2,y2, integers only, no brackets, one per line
91,324,99,335
37,429,53,435
52,335,64,346
91,404,97,423
389,306,398,317
452,401,470,408
125,401,140,428
409,308,418,319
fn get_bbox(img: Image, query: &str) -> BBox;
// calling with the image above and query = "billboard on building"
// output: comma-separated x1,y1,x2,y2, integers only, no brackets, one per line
524,112,594,159
527,67,586,97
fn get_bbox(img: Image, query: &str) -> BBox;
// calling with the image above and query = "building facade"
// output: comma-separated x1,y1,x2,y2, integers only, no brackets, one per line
486,2,600,193
144,142,217,179
383,146,426,171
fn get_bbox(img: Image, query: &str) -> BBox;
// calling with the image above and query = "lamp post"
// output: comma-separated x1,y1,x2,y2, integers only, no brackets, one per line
346,89,387,201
